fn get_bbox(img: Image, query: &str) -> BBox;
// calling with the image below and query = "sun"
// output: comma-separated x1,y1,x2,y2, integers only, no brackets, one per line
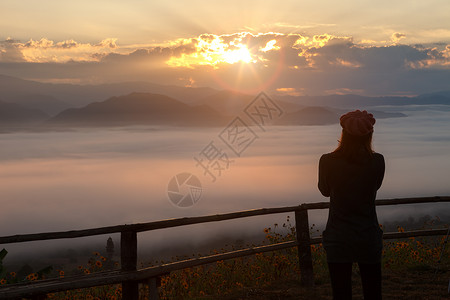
221,45,253,64
166,34,255,67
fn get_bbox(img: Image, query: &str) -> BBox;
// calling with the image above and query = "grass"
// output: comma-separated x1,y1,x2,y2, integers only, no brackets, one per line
1,218,449,299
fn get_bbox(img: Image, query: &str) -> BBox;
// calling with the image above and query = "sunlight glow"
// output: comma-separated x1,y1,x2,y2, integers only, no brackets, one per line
222,46,253,64
166,33,255,68
260,40,280,52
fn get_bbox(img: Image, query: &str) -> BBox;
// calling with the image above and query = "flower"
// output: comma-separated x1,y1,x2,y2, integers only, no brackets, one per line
95,261,102,268
26,273,38,281
0,279,7,285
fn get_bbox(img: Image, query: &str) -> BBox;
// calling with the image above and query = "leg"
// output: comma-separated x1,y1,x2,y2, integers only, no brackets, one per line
358,262,382,300
328,262,352,300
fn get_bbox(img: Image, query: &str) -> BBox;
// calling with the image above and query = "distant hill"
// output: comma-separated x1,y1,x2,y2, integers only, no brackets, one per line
276,107,339,125
193,90,254,115
0,100,49,125
46,93,229,127
193,90,304,116
1,75,449,113
275,106,406,126
0,75,441,130
0,75,218,108
9,94,71,116
277,93,450,108
418,90,450,98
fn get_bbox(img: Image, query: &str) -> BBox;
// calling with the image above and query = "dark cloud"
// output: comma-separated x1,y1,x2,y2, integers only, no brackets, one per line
305,44,427,71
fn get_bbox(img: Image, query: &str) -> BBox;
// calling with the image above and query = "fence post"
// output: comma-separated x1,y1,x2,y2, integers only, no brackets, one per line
121,230,139,300
148,277,159,300
295,208,314,286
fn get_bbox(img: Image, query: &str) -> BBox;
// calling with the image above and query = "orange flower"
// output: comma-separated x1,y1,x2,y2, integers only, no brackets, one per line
100,256,107,261
10,272,16,277
0,279,7,285
26,273,38,281
95,261,102,268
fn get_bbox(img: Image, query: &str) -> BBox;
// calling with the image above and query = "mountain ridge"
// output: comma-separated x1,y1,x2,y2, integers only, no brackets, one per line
2,75,450,114
46,92,229,127
0,99,49,126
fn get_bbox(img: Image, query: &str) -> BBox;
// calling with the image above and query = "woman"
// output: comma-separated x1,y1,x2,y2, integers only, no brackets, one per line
318,110,385,300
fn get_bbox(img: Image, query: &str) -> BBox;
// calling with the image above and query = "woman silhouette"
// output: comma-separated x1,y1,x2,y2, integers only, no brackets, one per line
318,110,385,300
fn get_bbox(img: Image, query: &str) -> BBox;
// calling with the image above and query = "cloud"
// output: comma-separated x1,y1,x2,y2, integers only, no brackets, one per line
0,37,26,62
324,88,366,95
406,45,450,69
0,38,121,63
275,87,304,96
2,33,448,71
391,32,406,44
96,38,118,49
0,32,449,95
1,109,450,239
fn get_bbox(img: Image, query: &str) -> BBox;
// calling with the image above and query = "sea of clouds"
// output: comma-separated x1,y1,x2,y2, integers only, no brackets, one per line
1,105,449,260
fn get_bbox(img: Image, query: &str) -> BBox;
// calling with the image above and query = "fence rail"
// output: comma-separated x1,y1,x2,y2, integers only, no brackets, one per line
0,196,449,299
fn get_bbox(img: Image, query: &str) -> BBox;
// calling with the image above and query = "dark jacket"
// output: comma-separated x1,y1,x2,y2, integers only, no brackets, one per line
318,151,385,263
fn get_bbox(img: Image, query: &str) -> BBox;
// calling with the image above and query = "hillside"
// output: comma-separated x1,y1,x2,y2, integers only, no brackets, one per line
0,100,49,126
9,94,71,116
275,106,406,126
2,75,450,115
278,93,450,107
46,92,229,127
195,90,303,115
0,75,218,108
276,107,339,125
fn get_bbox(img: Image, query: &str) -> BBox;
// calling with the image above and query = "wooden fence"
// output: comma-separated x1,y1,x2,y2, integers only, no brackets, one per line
0,196,449,299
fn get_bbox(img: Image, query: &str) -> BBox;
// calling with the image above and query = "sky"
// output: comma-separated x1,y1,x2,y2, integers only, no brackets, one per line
1,0,450,96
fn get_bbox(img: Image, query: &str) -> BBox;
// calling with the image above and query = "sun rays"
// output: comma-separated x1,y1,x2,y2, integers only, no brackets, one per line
166,33,258,68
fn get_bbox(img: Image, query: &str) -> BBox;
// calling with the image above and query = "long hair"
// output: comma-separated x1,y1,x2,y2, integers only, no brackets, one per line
333,130,374,163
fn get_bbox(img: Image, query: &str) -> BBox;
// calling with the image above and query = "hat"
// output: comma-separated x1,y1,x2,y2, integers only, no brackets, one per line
340,110,376,136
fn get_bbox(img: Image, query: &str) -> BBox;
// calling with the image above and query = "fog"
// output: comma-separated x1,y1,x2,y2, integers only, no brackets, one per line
1,105,449,262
